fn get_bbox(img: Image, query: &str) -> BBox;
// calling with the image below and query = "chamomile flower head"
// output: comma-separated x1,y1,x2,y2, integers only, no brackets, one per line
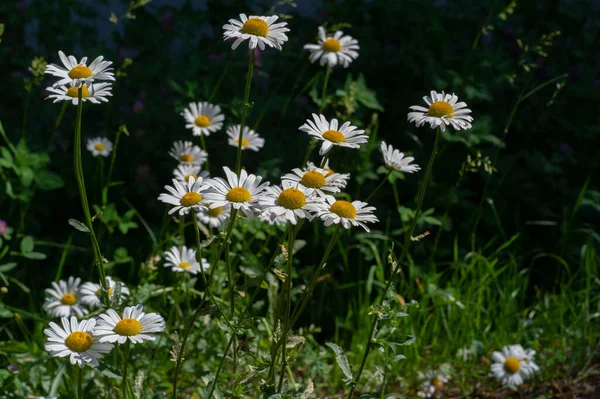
408,90,473,132
163,245,210,275
45,82,112,105
309,160,350,188
222,14,290,50
95,304,165,344
44,316,113,368
204,167,269,217
282,165,349,197
226,125,264,152
418,369,449,398
304,26,359,68
173,164,209,184
86,137,113,157
43,277,88,318
182,102,225,137
45,51,115,87
299,114,368,156
196,203,232,228
258,180,323,225
79,276,130,309
491,344,538,386
168,141,208,166
316,195,378,232
380,141,421,173
158,177,211,216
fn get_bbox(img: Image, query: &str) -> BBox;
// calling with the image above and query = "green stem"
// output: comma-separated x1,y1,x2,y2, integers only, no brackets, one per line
365,169,393,203
121,341,130,399
208,64,229,103
200,134,209,171
235,50,255,174
48,101,68,150
103,129,123,206
318,65,332,114
346,127,442,399
277,225,296,392
77,366,83,399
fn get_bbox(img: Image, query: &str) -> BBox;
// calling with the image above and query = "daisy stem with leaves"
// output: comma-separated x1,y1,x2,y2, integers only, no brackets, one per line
347,127,442,399
235,50,255,174
121,340,131,399
74,88,109,302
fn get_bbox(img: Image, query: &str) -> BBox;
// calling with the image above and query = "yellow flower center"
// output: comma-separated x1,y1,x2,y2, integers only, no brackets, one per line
241,18,269,37
301,170,326,188
194,115,211,127
180,192,203,207
114,318,142,336
329,200,356,219
66,85,90,98
278,188,307,210
95,288,113,297
207,206,223,217
61,293,77,305
235,138,250,148
179,154,194,162
65,331,93,352
323,167,334,177
179,261,192,270
322,38,342,52
322,130,345,143
94,143,105,151
427,101,454,118
504,357,521,374
431,376,444,389
226,187,252,203
68,65,93,79
184,174,198,183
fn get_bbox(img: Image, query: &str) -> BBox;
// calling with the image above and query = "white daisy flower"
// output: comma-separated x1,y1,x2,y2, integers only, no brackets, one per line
44,316,113,368
222,14,289,51
204,167,269,217
95,304,165,344
380,141,421,173
303,26,359,68
158,177,211,216
309,159,350,188
182,102,225,137
491,344,538,386
418,369,449,398
316,196,378,232
79,276,130,309
299,114,368,156
173,164,210,183
43,277,88,318
168,140,208,166
45,82,112,105
407,90,473,132
226,125,264,152
258,181,323,225
163,245,210,275
196,203,232,228
282,165,349,197
45,50,115,87
86,137,113,157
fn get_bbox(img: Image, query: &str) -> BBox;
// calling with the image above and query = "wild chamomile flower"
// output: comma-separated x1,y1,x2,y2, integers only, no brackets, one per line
86,137,113,157
316,196,378,232
45,50,115,87
168,141,208,166
173,164,209,183
79,276,130,309
491,345,539,386
46,82,112,105
95,304,165,344
299,114,368,155
407,90,473,132
259,181,323,225
303,26,359,68
182,102,225,136
163,245,210,275
158,177,211,216
196,203,232,228
44,316,113,368
222,14,289,50
43,277,88,318
418,369,449,398
226,125,264,152
380,141,421,173
282,165,348,197
204,167,269,216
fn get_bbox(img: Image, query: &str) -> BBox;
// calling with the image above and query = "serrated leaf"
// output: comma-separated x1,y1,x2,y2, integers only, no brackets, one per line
326,342,353,382
69,219,90,233
20,236,34,253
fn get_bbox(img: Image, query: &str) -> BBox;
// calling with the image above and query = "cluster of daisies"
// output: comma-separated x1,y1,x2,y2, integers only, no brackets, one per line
42,276,164,368
418,345,539,397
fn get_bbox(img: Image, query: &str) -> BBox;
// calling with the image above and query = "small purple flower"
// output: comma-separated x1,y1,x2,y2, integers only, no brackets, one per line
559,142,573,154
0,220,7,236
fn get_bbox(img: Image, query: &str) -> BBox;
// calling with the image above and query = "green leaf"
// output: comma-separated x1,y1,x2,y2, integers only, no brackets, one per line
0,340,28,353
35,171,65,190
20,236,34,253
98,363,122,379
23,251,46,260
355,73,384,111
325,342,353,383
69,219,90,233
0,263,17,273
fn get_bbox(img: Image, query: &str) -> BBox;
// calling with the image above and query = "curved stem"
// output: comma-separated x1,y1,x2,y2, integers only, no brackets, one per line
318,66,332,114
48,101,68,150
365,169,393,203
235,50,255,174
103,129,123,206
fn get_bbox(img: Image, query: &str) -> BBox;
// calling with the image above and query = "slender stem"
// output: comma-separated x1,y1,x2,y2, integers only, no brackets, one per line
235,50,255,174
365,169,393,203
121,341,131,399
103,129,123,206
200,134,209,171
208,64,229,103
277,225,296,392
48,101,68,150
77,366,83,398
22,92,31,139
519,73,568,104
318,66,332,114
346,127,442,399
